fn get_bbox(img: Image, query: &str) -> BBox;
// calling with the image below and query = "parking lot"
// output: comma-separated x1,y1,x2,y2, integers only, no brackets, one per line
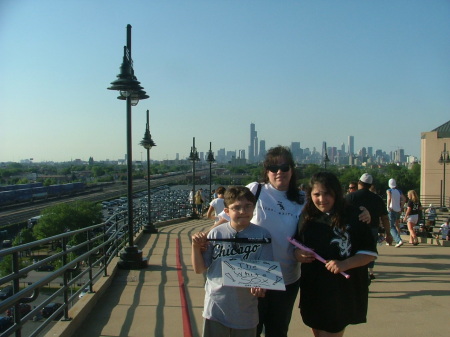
101,184,217,223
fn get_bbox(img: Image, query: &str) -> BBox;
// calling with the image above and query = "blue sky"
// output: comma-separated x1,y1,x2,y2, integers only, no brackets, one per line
1,0,449,163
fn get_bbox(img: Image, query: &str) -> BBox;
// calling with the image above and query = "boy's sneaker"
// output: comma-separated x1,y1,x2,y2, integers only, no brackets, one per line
395,241,403,248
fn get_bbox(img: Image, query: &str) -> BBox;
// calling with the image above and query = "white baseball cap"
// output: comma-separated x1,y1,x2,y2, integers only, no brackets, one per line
359,173,373,184
388,178,397,188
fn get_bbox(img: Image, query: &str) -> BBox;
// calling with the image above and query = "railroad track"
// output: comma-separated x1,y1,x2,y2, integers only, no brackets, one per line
0,176,185,228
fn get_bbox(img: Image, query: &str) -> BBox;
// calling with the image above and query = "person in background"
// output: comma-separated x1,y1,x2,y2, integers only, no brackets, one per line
345,173,391,280
189,189,194,205
294,172,377,337
191,186,273,337
440,218,450,240
403,190,422,245
299,184,307,201
347,182,357,195
386,178,406,247
425,203,437,230
194,190,205,217
206,186,226,220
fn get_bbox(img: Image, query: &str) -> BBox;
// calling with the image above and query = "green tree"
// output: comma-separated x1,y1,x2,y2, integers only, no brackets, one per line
338,166,362,187
91,166,106,177
13,229,36,246
33,201,102,240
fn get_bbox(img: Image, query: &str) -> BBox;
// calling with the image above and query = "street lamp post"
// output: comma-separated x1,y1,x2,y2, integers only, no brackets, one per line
323,150,330,170
189,137,200,218
140,109,157,233
107,24,148,269
438,143,450,208
206,142,215,203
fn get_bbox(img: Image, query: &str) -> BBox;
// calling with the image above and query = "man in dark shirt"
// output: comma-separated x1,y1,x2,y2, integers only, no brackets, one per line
346,173,392,280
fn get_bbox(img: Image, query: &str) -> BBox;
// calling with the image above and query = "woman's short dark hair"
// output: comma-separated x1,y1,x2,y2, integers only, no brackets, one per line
261,145,302,204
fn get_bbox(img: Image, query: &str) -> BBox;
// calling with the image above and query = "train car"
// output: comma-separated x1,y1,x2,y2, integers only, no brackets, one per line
47,184,63,197
31,186,48,200
73,182,85,193
0,182,43,192
14,189,33,203
0,191,16,206
0,182,86,207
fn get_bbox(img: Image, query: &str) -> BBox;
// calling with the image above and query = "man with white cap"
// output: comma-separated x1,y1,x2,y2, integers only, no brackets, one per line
346,173,392,279
386,178,406,247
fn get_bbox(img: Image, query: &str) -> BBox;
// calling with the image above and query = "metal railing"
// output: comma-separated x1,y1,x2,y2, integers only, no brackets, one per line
0,206,147,337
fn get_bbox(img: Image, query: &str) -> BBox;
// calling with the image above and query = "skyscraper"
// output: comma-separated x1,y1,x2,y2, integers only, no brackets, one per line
348,136,354,156
291,142,301,162
259,140,266,161
249,123,257,163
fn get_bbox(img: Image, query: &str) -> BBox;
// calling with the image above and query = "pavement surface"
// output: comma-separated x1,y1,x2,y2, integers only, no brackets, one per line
60,217,449,337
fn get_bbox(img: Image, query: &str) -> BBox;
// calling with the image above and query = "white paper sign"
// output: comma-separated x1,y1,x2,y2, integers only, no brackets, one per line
221,257,285,291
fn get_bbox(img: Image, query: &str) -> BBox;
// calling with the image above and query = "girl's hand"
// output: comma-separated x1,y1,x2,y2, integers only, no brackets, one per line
294,248,315,263
325,259,347,274
250,287,266,297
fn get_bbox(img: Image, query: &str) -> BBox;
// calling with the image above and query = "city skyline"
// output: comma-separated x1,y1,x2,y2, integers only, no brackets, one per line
1,1,449,163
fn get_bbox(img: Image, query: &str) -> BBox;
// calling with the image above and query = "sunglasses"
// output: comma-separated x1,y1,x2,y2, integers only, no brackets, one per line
348,186,356,190
266,164,290,173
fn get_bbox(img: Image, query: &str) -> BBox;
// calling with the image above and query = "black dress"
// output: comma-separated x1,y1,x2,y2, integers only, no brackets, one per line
295,209,377,333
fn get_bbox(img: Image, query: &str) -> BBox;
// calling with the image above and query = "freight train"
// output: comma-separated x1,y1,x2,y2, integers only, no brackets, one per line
0,182,85,207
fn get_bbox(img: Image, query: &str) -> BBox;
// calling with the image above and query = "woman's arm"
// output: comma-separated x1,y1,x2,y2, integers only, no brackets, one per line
358,206,371,224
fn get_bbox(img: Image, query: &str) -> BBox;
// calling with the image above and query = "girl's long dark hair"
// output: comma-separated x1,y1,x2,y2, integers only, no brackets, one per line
261,146,303,204
303,171,347,231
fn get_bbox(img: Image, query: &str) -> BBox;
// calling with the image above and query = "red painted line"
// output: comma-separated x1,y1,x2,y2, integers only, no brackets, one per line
176,238,194,337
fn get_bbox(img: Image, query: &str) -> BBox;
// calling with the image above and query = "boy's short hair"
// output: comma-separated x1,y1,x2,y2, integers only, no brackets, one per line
216,186,226,195
224,186,256,207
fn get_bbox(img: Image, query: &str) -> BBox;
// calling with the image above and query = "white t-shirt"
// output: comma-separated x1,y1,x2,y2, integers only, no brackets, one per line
387,188,402,212
209,198,225,216
247,182,304,285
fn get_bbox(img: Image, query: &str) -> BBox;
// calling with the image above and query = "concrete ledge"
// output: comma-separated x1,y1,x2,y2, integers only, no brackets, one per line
419,237,428,243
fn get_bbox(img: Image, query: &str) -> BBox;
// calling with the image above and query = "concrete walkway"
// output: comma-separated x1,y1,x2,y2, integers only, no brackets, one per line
54,218,450,337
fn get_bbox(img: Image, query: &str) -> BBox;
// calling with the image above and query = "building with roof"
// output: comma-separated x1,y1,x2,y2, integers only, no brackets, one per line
421,120,450,207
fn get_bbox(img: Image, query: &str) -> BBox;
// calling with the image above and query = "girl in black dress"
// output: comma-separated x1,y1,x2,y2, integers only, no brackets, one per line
294,172,377,337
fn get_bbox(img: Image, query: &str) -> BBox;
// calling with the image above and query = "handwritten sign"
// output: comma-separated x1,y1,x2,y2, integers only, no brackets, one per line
221,257,285,291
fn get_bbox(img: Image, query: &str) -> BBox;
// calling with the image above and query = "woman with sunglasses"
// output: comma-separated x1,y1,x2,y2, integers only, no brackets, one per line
246,146,304,337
